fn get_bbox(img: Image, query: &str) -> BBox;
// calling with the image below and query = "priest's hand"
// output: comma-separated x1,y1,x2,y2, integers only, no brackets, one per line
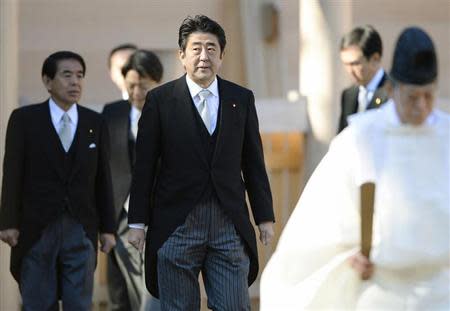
349,252,374,280
128,228,145,252
99,233,116,253
258,221,274,245
0,228,20,247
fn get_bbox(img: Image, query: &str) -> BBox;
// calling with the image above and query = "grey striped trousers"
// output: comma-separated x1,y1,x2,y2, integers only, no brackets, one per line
157,196,251,311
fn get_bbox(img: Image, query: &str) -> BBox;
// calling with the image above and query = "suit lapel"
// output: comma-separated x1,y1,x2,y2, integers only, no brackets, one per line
124,104,136,166
348,86,359,115
211,77,235,166
42,101,66,180
367,73,389,110
173,76,209,167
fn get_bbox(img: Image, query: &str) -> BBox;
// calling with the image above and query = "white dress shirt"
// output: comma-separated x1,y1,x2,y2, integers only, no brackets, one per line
130,104,142,141
124,105,142,215
49,98,78,144
185,75,220,133
358,68,385,112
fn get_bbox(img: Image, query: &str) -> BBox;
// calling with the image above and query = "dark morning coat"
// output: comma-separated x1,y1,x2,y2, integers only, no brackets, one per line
101,100,134,220
337,72,389,133
0,101,116,282
128,75,275,297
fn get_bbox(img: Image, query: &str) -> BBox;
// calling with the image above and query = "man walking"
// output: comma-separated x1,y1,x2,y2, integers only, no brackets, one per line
128,15,275,311
0,51,116,310
103,49,163,311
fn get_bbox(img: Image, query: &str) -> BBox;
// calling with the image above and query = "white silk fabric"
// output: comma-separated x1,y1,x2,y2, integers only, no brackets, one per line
260,101,450,310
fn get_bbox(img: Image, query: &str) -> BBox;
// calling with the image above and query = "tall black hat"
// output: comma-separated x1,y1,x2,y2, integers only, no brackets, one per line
390,27,437,85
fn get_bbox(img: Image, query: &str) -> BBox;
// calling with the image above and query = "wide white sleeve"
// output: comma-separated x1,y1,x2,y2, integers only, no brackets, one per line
260,130,362,310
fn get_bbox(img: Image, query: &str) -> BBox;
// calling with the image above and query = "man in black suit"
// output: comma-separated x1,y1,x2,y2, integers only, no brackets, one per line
128,15,275,311
103,50,163,311
0,51,116,310
338,25,389,133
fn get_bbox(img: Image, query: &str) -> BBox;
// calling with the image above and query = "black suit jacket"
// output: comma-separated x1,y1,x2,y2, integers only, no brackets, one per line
0,100,116,282
102,100,133,220
337,72,389,133
128,75,274,297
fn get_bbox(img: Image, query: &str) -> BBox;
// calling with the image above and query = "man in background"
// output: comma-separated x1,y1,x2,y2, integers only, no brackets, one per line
338,25,389,133
0,51,116,310
108,44,137,100
103,49,163,311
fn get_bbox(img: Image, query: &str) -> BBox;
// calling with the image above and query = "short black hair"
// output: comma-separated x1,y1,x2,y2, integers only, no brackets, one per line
340,25,383,59
178,15,226,53
108,43,138,68
41,51,86,79
121,49,163,83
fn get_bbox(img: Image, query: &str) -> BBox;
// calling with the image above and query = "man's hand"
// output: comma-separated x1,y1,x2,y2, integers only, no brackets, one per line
348,252,374,280
128,228,145,252
258,221,274,246
0,229,20,247
99,233,116,253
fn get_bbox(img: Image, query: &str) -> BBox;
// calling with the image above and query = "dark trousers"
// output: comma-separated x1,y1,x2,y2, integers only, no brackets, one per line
108,209,161,311
20,214,95,311
157,196,250,311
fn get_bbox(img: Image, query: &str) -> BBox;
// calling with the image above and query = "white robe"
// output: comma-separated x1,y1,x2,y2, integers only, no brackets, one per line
260,100,450,311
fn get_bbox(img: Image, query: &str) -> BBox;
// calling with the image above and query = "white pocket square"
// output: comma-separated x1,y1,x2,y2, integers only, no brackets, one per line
88,143,96,149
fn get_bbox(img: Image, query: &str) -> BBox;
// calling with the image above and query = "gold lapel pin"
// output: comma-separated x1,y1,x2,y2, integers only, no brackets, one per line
375,98,382,105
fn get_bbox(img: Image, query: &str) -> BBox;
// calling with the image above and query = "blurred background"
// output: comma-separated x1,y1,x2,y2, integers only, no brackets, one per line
1,0,449,309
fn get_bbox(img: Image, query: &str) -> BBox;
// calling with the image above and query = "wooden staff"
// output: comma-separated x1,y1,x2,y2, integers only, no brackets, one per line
361,182,375,258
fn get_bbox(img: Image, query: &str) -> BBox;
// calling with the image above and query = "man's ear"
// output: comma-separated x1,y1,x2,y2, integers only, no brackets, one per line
220,50,225,60
369,52,381,64
178,49,185,61
42,75,52,93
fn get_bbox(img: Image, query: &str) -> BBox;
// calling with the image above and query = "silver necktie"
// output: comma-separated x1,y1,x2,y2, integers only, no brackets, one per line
59,113,72,152
358,86,368,113
198,89,212,134
131,111,141,141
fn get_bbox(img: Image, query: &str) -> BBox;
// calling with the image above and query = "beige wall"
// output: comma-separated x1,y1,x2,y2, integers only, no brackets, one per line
18,0,246,110
351,0,450,100
0,0,21,309
240,0,299,98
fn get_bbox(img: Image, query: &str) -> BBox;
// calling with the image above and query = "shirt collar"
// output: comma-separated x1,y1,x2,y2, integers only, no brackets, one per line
130,104,141,121
49,97,78,125
365,68,384,93
185,75,219,99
